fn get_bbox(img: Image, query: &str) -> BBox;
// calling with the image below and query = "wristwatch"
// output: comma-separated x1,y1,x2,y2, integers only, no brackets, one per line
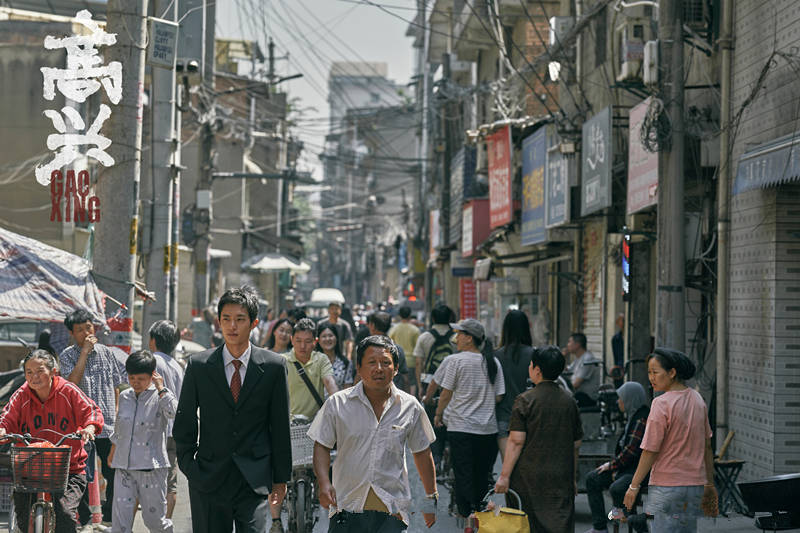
158,388,169,395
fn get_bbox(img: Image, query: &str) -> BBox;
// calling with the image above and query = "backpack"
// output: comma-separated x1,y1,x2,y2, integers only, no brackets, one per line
423,327,455,377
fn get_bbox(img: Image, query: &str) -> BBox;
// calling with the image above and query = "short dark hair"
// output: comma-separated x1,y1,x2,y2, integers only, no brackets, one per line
648,347,696,381
288,308,307,323
149,320,179,354
64,309,94,331
570,332,587,350
217,286,259,322
430,304,453,325
398,306,412,319
367,311,392,334
356,335,399,368
126,349,156,375
531,345,565,380
292,318,316,336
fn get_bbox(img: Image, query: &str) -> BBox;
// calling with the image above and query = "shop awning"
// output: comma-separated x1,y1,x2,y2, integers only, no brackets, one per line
241,252,310,273
734,131,800,195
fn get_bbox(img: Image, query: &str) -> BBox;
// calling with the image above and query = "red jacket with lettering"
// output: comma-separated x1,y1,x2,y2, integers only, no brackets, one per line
0,375,104,474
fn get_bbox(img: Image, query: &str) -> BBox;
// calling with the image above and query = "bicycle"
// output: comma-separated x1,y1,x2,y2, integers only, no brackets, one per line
287,415,316,533
0,430,82,533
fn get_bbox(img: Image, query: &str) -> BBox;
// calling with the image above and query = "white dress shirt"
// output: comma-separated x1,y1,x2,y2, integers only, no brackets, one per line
222,343,251,386
307,382,435,524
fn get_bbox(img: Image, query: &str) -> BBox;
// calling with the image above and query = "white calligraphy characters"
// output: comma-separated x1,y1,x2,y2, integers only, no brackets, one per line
586,122,606,171
35,10,121,186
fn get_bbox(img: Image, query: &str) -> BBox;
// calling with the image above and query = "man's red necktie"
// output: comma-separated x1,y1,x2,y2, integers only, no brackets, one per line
230,359,242,402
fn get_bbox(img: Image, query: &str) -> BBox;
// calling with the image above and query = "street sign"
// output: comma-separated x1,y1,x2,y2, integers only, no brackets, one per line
148,17,179,69
581,106,613,216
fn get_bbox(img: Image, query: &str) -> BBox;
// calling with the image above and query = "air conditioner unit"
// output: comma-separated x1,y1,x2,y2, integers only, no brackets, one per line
615,18,652,82
643,40,658,86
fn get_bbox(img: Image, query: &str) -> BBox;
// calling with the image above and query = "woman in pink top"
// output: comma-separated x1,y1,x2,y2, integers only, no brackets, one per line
623,348,718,532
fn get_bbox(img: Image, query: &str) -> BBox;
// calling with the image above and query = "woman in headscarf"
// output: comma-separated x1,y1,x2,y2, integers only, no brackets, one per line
584,381,650,533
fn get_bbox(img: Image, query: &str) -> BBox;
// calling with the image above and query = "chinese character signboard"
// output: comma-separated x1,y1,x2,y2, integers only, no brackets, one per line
546,125,571,228
37,9,121,223
733,131,800,195
449,146,477,245
460,279,477,319
581,106,612,216
462,199,490,257
487,125,512,228
627,98,658,214
521,128,546,246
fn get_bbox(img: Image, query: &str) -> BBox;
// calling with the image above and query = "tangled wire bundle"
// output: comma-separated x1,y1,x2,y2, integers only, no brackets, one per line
640,97,672,153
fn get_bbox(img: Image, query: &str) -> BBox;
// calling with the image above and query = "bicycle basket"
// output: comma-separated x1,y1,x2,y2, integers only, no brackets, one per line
10,446,71,493
290,422,314,468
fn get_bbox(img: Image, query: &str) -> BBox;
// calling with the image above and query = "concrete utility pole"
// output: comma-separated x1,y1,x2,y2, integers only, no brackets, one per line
193,2,216,315
143,0,179,334
655,0,685,350
95,0,148,350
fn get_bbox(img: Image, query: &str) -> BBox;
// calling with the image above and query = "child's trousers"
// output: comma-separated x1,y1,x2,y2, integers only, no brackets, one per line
112,467,173,533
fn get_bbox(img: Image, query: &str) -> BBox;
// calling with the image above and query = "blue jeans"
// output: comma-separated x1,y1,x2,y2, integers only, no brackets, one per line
328,510,406,532
645,485,704,533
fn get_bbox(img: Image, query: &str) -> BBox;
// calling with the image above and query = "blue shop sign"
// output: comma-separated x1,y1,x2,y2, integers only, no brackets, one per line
521,128,547,246
734,132,800,195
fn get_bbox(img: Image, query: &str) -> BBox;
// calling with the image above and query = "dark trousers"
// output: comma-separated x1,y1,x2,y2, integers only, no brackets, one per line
78,437,114,523
14,473,87,533
575,391,598,408
585,469,633,530
448,431,497,517
188,467,268,533
424,403,447,466
328,510,406,532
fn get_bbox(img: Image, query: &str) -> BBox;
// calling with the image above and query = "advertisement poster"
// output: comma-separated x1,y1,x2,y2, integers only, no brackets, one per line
627,97,659,214
460,278,477,319
521,128,546,246
487,125,512,228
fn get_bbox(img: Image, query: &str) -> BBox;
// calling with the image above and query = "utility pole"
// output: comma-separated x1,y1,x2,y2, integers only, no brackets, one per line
655,0,685,350
143,0,179,334
95,0,148,351
193,2,216,315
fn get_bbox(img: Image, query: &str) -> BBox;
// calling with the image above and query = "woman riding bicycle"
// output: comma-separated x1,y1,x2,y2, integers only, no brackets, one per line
0,349,104,533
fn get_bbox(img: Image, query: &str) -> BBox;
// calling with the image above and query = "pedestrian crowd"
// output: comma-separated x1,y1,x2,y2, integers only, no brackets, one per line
0,285,718,533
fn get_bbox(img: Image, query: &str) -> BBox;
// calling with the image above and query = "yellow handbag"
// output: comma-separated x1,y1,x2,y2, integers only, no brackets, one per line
474,489,530,533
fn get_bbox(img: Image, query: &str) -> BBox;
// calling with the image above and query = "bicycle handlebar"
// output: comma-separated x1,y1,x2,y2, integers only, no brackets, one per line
0,430,82,447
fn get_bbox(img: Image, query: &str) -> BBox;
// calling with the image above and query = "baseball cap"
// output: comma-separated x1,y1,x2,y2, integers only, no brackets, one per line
450,318,485,340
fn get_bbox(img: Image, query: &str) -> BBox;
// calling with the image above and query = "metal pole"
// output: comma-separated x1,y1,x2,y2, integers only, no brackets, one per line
95,0,148,351
169,75,183,324
716,0,734,444
655,0,685,350
143,0,178,334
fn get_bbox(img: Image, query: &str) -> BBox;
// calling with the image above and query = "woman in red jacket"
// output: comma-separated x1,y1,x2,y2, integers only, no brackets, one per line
0,349,104,533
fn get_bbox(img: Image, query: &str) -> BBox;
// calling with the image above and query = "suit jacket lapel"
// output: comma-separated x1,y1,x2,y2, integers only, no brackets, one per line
208,346,235,408
237,348,266,406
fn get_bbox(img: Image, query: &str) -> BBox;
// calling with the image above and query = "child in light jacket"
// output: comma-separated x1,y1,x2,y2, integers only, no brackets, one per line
109,350,177,533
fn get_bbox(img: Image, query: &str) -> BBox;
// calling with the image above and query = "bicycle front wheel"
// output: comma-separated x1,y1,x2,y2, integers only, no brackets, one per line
293,480,306,533
31,504,44,533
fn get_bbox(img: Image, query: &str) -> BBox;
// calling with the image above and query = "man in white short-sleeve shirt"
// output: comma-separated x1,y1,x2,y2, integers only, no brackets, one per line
308,335,438,532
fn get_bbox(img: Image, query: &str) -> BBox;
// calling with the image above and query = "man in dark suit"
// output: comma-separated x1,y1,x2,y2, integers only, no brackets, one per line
174,286,292,533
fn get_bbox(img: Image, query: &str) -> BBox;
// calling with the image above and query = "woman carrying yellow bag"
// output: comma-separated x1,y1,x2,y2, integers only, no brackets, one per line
475,489,530,533
494,346,583,532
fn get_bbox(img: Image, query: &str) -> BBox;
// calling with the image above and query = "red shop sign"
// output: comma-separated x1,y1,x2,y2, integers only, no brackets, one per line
487,125,512,228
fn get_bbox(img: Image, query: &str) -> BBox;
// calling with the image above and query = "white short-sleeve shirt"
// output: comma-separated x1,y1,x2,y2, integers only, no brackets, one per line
307,382,435,523
439,351,505,434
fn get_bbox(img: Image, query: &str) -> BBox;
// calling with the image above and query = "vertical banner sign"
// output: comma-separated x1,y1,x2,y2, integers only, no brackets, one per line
460,279,477,319
622,233,632,301
487,125,513,228
546,125,570,227
627,97,659,214
449,146,477,245
521,128,547,246
581,106,612,216
429,209,440,261
38,10,120,222
462,204,474,257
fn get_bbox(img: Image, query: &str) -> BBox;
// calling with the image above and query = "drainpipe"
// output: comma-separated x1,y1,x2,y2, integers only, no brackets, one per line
716,0,734,446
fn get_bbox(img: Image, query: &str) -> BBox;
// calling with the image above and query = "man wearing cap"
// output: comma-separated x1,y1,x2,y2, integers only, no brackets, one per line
317,302,353,362
433,319,504,527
